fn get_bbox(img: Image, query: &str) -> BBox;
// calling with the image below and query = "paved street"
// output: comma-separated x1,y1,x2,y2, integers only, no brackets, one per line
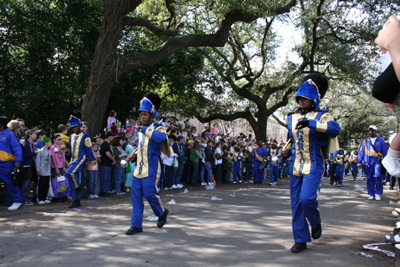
0,175,397,267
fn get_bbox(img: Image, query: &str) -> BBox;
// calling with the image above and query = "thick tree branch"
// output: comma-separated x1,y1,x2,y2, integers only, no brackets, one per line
271,114,288,128
124,17,184,36
119,10,258,76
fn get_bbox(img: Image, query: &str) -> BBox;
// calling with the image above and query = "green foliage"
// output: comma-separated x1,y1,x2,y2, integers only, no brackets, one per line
0,0,102,133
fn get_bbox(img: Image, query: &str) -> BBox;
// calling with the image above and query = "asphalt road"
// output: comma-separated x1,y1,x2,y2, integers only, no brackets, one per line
0,174,397,267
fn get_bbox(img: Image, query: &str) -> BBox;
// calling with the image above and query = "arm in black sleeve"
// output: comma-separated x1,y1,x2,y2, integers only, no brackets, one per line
372,63,400,104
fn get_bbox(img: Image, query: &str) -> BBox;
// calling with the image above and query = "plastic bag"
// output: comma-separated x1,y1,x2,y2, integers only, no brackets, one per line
173,157,179,170
51,175,71,198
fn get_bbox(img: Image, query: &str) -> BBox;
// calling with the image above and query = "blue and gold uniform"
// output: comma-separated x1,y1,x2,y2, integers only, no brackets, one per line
0,121,23,204
349,153,358,180
268,145,280,185
253,146,268,184
128,93,172,232
65,116,96,202
233,149,244,183
286,75,340,251
357,131,387,197
332,149,345,186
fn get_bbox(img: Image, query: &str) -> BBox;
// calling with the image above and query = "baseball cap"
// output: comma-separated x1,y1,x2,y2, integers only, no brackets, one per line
368,125,378,131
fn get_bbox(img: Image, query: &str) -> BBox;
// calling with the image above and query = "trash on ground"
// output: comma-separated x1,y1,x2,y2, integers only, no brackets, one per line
38,234,42,237
183,188,189,194
211,196,222,201
354,184,364,192
389,201,396,205
146,216,158,221
229,194,235,197
358,202,368,205
167,199,176,204
205,185,215,190
363,243,395,257
392,211,399,217
360,252,375,258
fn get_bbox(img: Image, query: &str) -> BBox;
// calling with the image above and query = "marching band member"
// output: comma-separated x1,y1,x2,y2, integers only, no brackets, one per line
281,73,340,253
233,146,243,184
267,141,280,186
332,148,345,187
0,116,23,210
357,125,387,201
65,115,97,209
126,93,171,235
252,140,268,184
349,151,359,181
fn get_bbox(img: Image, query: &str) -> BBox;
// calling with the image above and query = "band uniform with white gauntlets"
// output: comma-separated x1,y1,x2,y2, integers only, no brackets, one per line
65,115,97,209
126,93,171,235
284,73,340,253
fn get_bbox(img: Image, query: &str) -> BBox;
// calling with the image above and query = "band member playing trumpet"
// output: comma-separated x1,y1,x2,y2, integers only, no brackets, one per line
253,140,268,184
332,148,345,187
281,74,340,253
267,141,280,186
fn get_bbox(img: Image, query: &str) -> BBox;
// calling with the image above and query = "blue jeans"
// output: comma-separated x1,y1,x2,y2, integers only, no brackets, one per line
100,165,112,194
113,164,125,194
191,162,199,185
19,167,33,203
163,165,174,188
215,164,223,182
200,162,213,183
88,170,98,196
172,162,184,185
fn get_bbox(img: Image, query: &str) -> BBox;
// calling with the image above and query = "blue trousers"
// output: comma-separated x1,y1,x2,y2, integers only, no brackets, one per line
172,162,184,185
290,168,323,243
88,170,98,196
351,163,358,179
113,163,125,194
0,161,22,203
335,165,344,186
100,165,112,194
200,162,213,184
130,174,166,228
365,164,383,196
253,162,265,183
269,164,278,184
65,159,87,201
233,161,241,183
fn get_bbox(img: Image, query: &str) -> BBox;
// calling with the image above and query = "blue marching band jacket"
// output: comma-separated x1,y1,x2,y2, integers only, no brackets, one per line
286,109,340,176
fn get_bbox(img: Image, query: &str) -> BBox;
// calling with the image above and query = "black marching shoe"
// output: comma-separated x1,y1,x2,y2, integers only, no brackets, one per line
291,242,307,253
312,221,322,240
68,200,81,209
157,208,169,228
126,227,143,235
76,184,87,200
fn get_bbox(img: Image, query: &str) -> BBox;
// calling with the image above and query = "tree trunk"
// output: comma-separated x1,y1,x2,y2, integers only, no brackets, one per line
81,1,134,136
253,112,267,142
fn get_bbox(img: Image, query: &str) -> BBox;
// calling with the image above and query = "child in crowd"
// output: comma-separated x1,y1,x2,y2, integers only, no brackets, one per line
58,124,69,148
88,141,101,199
110,121,118,134
35,129,47,149
50,133,67,177
36,137,52,205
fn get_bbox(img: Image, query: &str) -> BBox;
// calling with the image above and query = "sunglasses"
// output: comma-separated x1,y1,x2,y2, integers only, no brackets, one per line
56,138,62,141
